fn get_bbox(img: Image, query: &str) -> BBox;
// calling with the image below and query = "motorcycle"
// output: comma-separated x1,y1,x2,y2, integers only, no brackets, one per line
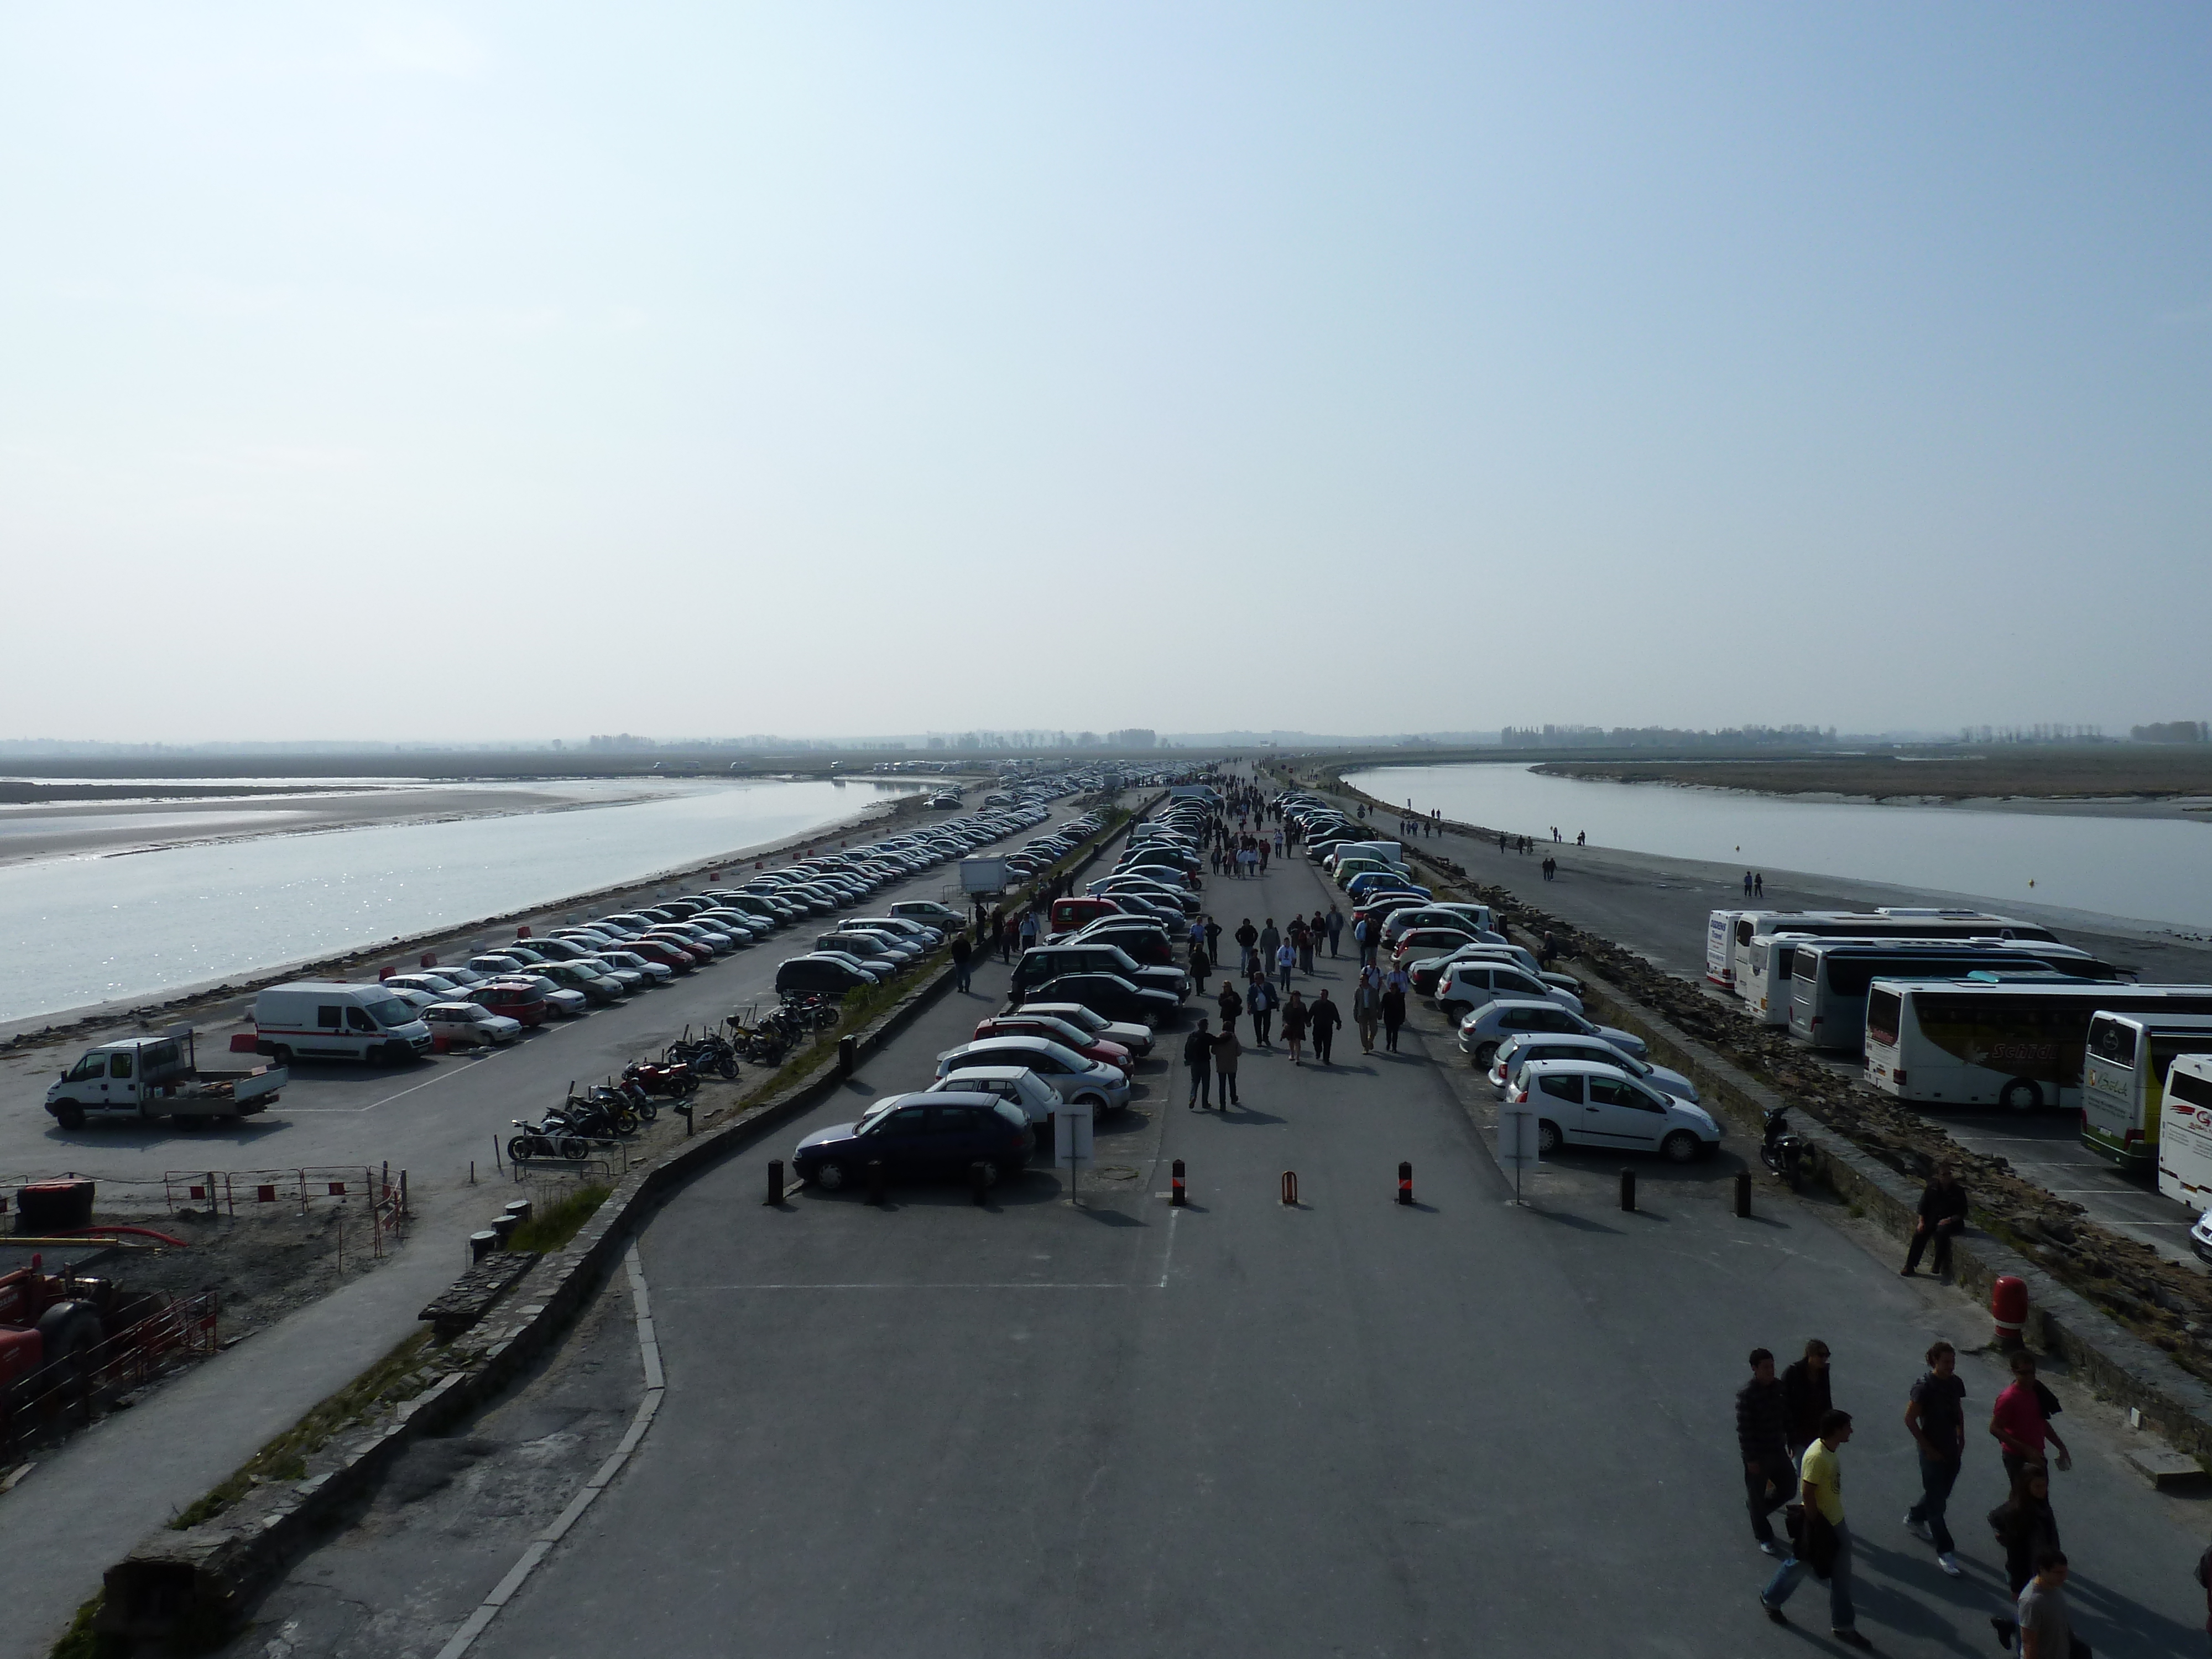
509,1117,590,1164
1760,1105,1812,1193
666,1029,739,1081
623,1057,700,1099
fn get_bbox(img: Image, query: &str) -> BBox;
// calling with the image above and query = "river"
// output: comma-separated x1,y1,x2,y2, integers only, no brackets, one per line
0,779,909,1024
1345,763,2212,932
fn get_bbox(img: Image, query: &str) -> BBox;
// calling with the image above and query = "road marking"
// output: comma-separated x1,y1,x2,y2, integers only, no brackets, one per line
287,1052,513,1114
1157,1207,1181,1288
434,1239,665,1659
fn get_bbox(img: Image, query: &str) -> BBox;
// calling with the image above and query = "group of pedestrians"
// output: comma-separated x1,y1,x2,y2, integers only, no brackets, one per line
1349,961,1408,1052
1738,1336,2101,1654
1743,870,1767,898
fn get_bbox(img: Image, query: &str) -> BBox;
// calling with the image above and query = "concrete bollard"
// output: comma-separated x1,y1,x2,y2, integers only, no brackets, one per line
1281,1171,1298,1206
838,1035,858,1077
1171,1159,1187,1207
503,1198,532,1225
468,1229,498,1262
1397,1161,1412,1206
490,1214,519,1246
867,1159,886,1207
1619,1168,1636,1213
1734,1169,1752,1218
767,1160,785,1205
972,1162,992,1206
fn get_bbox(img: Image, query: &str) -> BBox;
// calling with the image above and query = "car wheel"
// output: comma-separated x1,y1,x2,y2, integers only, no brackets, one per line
1076,1093,1106,1110
813,1159,849,1191
53,1102,84,1131
270,1046,293,1067
1472,1042,1498,1068
1999,1079,2043,1113
1537,1119,1562,1156
1660,1131,1700,1164
1441,1003,1467,1024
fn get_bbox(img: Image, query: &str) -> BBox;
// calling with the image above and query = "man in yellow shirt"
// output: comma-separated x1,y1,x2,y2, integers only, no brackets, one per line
1759,1409,1869,1647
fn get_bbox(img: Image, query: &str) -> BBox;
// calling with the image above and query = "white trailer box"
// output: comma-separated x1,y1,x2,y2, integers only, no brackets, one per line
960,856,1011,894
2158,1054,2212,1213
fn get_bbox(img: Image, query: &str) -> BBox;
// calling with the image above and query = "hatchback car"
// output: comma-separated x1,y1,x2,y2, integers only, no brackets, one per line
930,1066,1059,1125
972,1015,1133,1073
794,1092,1034,1190
934,1037,1129,1111
1435,962,1583,1024
1511,1059,1721,1162
422,1001,523,1048
1456,999,1648,1066
774,954,877,997
1490,1034,1697,1103
471,979,550,1027
1016,1001,1155,1058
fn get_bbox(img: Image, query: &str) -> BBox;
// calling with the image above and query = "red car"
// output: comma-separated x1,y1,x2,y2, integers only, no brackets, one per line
623,938,701,972
972,1015,1133,1074
472,979,550,1027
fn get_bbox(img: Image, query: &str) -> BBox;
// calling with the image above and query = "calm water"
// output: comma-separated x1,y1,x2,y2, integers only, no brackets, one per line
1347,763,2212,931
0,779,904,1022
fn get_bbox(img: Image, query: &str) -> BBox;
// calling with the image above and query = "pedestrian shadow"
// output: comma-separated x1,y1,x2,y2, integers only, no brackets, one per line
1206,1105,1287,1125
1527,1208,1624,1235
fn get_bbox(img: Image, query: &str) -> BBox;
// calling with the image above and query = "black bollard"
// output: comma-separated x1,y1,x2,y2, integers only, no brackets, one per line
867,1158,886,1207
838,1035,858,1077
1619,1168,1636,1213
1734,1168,1752,1218
1397,1161,1413,1206
971,1161,991,1206
1170,1159,1187,1207
767,1159,785,1205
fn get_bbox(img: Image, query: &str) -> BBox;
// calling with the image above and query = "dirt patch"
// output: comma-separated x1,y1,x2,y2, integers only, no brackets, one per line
109,1204,399,1344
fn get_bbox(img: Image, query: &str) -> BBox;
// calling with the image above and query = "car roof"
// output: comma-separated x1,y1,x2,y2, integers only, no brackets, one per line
880,1089,1001,1109
940,1066,1047,1088
948,1035,1080,1060
1520,1057,1640,1079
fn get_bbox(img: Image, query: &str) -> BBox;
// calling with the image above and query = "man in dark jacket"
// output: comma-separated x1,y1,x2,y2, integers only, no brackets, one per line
1183,1020,1216,1110
1736,1348,1792,1556
1782,1339,1833,1465
1308,990,1342,1065
1903,1162,1969,1277
950,932,973,994
1235,919,1260,974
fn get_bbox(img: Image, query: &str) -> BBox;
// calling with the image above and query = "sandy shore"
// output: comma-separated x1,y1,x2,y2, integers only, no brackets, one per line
0,781,658,867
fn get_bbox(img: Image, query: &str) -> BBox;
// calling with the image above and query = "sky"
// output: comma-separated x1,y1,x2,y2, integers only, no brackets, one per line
2,2,2208,744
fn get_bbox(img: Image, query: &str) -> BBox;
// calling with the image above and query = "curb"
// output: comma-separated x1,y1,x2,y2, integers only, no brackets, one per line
92,791,1164,1645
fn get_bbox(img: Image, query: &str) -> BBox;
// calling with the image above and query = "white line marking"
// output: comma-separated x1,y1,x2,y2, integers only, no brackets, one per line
1157,1207,1181,1289
432,1239,667,1659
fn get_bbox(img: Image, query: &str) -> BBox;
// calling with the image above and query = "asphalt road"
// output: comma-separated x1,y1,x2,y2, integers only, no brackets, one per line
254,798,2203,1659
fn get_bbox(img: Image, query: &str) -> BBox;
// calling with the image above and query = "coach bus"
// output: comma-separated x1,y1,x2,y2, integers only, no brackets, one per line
1864,978,2212,1113
1711,909,2058,998
1788,938,2119,1052
2157,1055,2212,1219
2081,1012,2212,1172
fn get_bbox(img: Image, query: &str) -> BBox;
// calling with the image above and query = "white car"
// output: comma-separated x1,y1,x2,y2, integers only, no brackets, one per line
934,1037,1130,1111
930,1066,1059,1125
1511,1058,1721,1162
1490,1033,1698,1103
1016,1001,1155,1059
422,1001,523,1048
1436,962,1583,1024
1458,999,1647,1067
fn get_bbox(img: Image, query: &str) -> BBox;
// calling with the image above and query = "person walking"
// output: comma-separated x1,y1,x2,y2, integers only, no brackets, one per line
1249,974,1274,1046
1759,1409,1869,1646
1326,906,1344,957
1309,990,1340,1065
1213,1027,1243,1109
1903,1162,1969,1277
1204,916,1223,966
1295,920,1314,975
1258,839,1270,874
1988,1469,2063,1650
1352,974,1381,1053
1903,1339,1968,1577
1215,980,1243,1040
1354,916,1376,968
1754,873,1765,898
1736,1348,1792,1558
1235,919,1259,974
1259,918,1281,972
1992,1350,2072,1485
1018,910,1040,953
1744,870,1755,897
1782,1339,1833,1467
994,909,1011,963
1276,940,1296,992
1190,940,1212,994
1380,979,1407,1052
2016,1550,2086,1659
1282,991,1310,1066
1183,1019,1215,1110
951,931,973,994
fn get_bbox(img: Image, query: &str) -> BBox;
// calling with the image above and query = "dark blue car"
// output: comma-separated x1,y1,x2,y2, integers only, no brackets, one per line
794,1092,1034,1191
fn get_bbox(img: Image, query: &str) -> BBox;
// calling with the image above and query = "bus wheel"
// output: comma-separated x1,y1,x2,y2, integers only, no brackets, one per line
1999,1079,2043,1113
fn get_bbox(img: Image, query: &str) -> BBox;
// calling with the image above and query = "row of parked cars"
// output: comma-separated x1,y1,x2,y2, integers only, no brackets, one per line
1274,790,1723,1164
296,805,1071,1057
787,797,1220,1190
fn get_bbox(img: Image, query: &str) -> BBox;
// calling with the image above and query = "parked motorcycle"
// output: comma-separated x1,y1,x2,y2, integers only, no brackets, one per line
622,1057,700,1099
509,1117,589,1163
1760,1106,1812,1192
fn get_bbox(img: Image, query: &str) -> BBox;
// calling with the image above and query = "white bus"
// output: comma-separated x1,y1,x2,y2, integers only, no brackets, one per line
1788,938,2116,1051
2082,1012,2212,1172
2156,1055,2212,1216
1742,933,1815,1025
1712,909,2057,998
1864,979,2212,1113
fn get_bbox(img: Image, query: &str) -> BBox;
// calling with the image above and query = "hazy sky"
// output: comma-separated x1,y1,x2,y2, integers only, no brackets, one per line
3,3,2207,743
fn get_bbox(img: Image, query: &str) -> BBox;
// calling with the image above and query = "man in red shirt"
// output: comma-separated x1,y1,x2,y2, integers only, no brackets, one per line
1990,1350,2072,1485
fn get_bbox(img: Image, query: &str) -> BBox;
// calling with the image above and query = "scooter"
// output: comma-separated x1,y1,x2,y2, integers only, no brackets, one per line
1760,1106,1812,1193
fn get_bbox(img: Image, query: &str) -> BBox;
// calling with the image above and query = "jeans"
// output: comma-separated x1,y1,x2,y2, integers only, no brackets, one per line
1744,1453,1790,1545
1313,1028,1334,1064
1187,1064,1210,1107
1907,1454,1959,1554
1762,1519,1854,1631
954,964,971,993
1215,1068,1239,1105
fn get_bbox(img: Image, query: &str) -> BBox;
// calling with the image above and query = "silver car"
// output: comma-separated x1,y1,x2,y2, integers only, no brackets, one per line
933,1036,1129,1112
1490,1033,1697,1103
1457,999,1648,1067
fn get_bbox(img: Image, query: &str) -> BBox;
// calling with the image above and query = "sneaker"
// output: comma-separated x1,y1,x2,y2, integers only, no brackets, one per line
1833,1630,1872,1650
1758,1540,1782,1557
1938,1552,1962,1578
1760,1599,1787,1626
1903,1514,1933,1543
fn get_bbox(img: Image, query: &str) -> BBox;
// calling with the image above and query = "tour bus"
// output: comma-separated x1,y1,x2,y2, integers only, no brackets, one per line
2156,1054,2212,1218
1863,978,2212,1113
1788,938,2117,1052
1739,933,1814,1024
1718,908,2058,999
2082,1012,2212,1172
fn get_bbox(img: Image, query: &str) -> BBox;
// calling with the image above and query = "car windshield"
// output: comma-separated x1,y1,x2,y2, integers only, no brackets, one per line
854,1101,901,1134
568,962,603,979
364,997,414,1027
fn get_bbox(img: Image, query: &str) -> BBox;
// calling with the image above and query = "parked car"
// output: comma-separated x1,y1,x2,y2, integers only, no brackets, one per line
1510,1058,1721,1162
934,1037,1129,1110
534,960,628,1004
423,1001,523,1048
930,1067,1059,1125
1390,927,1488,967
472,979,551,1027
972,1015,1133,1073
775,954,877,997
889,900,967,931
1022,972,1180,1027
792,1092,1034,1190
1489,1033,1697,1102
1456,999,1647,1067
1016,1001,1155,1058
1435,962,1583,1023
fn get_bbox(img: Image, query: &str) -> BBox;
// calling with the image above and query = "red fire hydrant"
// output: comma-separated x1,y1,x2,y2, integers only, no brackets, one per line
1991,1274,2029,1353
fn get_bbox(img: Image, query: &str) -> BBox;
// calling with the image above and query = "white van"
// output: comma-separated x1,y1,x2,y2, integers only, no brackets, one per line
1332,840,1405,870
2157,1053,2212,1216
254,982,434,1066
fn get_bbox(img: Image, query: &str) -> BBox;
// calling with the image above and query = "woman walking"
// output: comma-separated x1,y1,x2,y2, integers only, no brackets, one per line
1282,990,1310,1066
1216,980,1243,1040
1213,1027,1243,1109
1381,980,1407,1052
1987,1469,2060,1650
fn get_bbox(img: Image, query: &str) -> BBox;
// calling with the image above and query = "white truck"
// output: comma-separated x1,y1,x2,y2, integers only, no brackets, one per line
44,1025,286,1130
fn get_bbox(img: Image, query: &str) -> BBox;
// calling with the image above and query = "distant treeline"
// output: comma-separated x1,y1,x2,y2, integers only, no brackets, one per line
1498,724,1839,750
2132,721,2210,744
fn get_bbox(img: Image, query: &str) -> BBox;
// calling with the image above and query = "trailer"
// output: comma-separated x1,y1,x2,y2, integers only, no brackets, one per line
44,1025,286,1131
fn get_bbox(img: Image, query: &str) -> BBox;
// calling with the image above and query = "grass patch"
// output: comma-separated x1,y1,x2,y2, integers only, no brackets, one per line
50,1597,126,1659
168,1330,434,1530
507,1182,612,1254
